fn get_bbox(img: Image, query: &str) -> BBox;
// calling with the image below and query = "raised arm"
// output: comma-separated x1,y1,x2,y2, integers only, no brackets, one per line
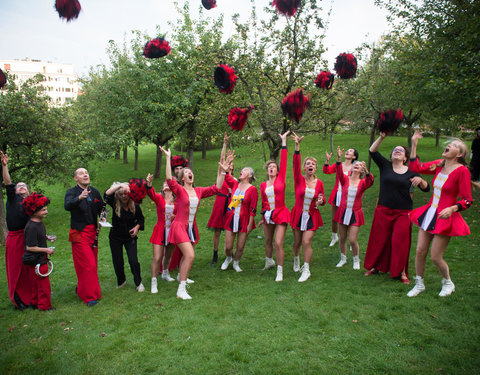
160,146,172,180
335,146,346,185
278,131,290,182
1,151,12,185
105,182,129,197
369,132,386,153
410,130,423,159
291,132,304,185
216,152,232,190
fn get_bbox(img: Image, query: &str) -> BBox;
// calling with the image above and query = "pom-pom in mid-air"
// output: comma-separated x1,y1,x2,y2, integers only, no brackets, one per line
127,178,148,204
214,65,238,94
22,193,50,216
281,89,310,123
272,0,302,17
334,53,357,79
0,69,6,89
229,105,255,131
376,109,404,134
202,0,217,10
54,0,82,22
314,71,335,90
143,37,172,59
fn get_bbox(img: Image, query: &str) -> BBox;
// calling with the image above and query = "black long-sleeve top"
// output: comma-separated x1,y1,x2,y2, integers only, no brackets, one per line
5,184,29,231
104,193,144,241
64,185,104,231
370,151,430,210
471,138,480,160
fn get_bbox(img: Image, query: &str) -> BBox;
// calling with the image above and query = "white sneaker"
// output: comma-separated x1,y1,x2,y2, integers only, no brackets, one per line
117,281,126,289
329,233,338,247
263,257,275,270
275,266,283,282
221,256,233,271
336,254,347,268
176,274,195,284
233,260,243,272
298,264,310,282
353,256,360,270
151,277,158,294
439,278,455,297
176,281,192,300
161,270,175,282
293,256,300,272
407,276,426,297
136,283,145,292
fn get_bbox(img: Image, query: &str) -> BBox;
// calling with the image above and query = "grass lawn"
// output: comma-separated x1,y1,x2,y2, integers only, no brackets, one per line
1,134,479,374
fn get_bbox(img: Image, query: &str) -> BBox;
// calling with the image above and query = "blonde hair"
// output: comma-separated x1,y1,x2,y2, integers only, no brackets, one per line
110,182,135,217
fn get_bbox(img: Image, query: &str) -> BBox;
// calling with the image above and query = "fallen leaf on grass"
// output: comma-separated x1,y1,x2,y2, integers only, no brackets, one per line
35,358,42,363
100,332,107,337
156,303,163,307
51,347,59,353
430,314,439,319
143,315,147,319
9,326,15,332
30,336,42,343
352,320,358,323
60,322,66,326
23,324,28,328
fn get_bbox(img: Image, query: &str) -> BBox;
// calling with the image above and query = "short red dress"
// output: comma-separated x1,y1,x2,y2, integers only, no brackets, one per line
323,162,350,206
147,186,166,245
207,173,236,229
290,151,325,231
223,182,258,233
408,158,472,236
260,147,290,225
333,162,374,226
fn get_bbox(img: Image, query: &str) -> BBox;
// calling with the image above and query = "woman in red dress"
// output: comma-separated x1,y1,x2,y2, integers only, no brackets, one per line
260,131,291,281
407,131,473,297
323,147,358,247
334,147,374,270
289,133,325,282
159,146,230,300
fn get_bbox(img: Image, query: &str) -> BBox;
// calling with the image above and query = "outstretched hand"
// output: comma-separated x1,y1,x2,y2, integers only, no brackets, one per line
223,132,230,145
325,151,332,163
159,146,171,158
0,151,8,166
290,131,304,144
279,130,291,145
412,130,423,145
146,173,153,186
336,146,344,160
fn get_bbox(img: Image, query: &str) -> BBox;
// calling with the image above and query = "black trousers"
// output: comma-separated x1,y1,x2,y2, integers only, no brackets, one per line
471,157,480,181
109,236,142,287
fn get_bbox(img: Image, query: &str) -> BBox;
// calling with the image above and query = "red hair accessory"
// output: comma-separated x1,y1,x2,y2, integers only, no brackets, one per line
202,0,217,9
143,37,171,59
334,53,357,79
127,178,147,204
171,155,188,169
314,71,335,89
21,192,50,216
281,89,310,123
214,65,238,94
55,0,81,22
376,109,404,134
229,105,255,131
272,0,302,17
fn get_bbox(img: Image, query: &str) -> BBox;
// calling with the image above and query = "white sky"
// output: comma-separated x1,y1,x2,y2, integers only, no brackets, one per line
0,0,391,76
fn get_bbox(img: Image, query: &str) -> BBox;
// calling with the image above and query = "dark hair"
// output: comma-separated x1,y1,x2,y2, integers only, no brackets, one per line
353,149,359,160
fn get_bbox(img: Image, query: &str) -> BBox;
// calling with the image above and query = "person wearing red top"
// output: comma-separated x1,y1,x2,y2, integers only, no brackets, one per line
146,174,176,294
289,133,326,282
220,164,258,272
407,131,474,298
334,147,374,270
159,146,230,300
260,131,291,282
323,148,358,247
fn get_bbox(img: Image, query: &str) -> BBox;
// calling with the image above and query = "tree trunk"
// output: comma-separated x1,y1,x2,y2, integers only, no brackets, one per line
368,122,377,171
115,148,120,160
186,120,195,168
329,130,334,155
407,123,413,149
435,128,440,147
123,146,128,164
154,140,162,179
201,137,207,160
134,139,139,171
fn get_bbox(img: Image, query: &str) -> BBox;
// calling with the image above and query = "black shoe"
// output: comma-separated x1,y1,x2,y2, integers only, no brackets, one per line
210,251,218,266
30,304,38,310
44,307,56,311
15,302,28,311
75,286,78,295
87,300,98,307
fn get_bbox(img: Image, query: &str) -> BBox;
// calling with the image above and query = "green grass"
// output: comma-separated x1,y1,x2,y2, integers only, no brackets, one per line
1,134,479,374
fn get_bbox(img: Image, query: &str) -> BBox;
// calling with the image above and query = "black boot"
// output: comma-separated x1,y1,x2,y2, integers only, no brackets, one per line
210,250,218,266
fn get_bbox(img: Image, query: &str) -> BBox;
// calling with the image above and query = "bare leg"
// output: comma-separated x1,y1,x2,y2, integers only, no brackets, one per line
263,223,275,258
177,242,195,282
275,224,288,266
430,234,451,279
338,223,348,256
301,230,316,264
151,244,164,277
292,228,302,257
414,229,433,278
348,226,361,257
234,232,249,261
162,244,175,271
212,229,221,251
331,205,338,233
224,231,236,257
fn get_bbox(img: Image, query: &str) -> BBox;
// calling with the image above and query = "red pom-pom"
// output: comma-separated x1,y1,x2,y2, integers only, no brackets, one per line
214,65,238,94
229,105,255,131
376,109,404,134
272,0,302,17
143,37,172,59
55,0,81,22
314,71,335,89
0,69,6,89
171,155,188,169
127,178,147,204
281,89,310,123
334,53,357,79
202,0,217,9
21,192,50,216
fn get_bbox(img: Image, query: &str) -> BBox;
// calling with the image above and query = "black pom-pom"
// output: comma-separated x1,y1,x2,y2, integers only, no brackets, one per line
229,105,255,131
334,53,357,79
376,109,404,134
171,155,188,169
127,178,147,204
55,0,81,22
202,0,217,10
214,65,238,94
22,192,50,216
314,71,335,89
143,37,172,59
272,0,302,17
281,89,311,123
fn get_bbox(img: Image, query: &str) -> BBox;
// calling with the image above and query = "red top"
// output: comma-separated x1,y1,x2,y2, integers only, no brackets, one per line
290,151,325,231
260,147,290,224
147,186,166,234
323,162,350,206
223,179,258,233
207,174,236,229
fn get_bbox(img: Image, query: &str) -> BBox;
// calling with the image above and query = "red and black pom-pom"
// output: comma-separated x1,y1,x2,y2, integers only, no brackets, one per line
143,37,172,59
334,53,357,79
376,109,404,134
214,65,238,94
202,0,217,9
272,0,302,17
22,192,50,216
127,178,147,204
281,89,311,123
0,69,6,89
171,155,188,169
229,105,255,131
55,0,82,22
314,71,335,89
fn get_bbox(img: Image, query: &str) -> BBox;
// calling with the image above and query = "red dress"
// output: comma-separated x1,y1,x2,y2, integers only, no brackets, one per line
260,147,290,224
290,151,325,231
207,173,236,229
147,186,166,245
408,158,472,236
223,181,258,233
323,163,350,206
166,179,219,244
333,162,374,226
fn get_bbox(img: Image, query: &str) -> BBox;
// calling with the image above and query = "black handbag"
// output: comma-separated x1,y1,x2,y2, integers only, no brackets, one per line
22,251,45,266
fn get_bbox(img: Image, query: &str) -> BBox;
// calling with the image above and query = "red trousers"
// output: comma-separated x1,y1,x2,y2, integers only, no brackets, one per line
364,205,412,278
70,225,102,304
30,263,52,310
5,230,34,308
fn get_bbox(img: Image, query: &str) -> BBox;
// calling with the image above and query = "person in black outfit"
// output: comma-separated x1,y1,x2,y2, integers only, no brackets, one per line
470,126,480,182
104,182,145,292
364,132,430,283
